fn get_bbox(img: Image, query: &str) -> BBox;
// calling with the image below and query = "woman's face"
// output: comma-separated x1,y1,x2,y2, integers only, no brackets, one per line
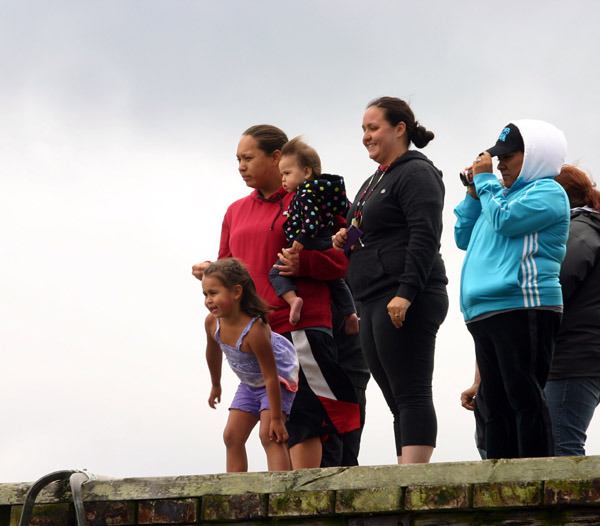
362,106,407,165
236,135,281,192
497,151,524,188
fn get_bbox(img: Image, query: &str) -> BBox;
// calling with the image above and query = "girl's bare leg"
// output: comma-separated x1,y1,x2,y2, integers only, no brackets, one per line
258,410,291,471
223,410,258,472
289,437,322,469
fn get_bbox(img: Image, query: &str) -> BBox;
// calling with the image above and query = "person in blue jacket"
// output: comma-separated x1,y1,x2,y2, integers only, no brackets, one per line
454,119,569,459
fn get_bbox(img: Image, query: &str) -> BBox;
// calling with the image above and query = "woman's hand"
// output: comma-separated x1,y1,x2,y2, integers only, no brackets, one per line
269,416,289,443
274,247,300,276
208,384,221,409
387,296,411,328
460,383,479,411
462,166,479,200
192,260,212,280
332,228,348,250
472,151,493,176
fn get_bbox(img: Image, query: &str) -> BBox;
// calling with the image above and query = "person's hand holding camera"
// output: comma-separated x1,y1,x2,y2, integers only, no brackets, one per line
472,151,493,175
460,151,493,200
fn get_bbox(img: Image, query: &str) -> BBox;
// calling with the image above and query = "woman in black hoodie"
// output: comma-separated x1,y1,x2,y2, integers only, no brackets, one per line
333,97,448,464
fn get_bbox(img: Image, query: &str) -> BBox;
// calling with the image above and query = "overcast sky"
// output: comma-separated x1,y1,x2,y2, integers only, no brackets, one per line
2,0,599,483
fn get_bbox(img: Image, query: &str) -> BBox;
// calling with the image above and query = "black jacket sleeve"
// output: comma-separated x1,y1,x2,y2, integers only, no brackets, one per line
560,218,600,304
391,164,445,301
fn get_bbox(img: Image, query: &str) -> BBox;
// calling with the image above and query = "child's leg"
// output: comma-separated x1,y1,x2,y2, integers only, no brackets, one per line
290,437,323,469
283,293,303,325
269,260,303,324
222,409,259,472
258,410,291,471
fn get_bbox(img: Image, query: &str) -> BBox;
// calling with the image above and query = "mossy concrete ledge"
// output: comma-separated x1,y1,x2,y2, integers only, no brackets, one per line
1,456,599,525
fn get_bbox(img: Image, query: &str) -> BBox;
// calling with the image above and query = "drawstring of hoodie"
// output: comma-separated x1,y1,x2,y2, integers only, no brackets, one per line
270,199,284,231
254,187,287,231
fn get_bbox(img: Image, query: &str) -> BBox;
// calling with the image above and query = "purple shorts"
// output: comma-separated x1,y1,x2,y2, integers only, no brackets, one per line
230,382,296,417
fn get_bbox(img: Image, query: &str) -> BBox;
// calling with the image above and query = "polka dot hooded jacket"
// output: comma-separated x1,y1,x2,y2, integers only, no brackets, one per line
284,174,349,246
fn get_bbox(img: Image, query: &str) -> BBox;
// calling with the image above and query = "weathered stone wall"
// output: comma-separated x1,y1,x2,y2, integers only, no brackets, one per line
1,456,599,525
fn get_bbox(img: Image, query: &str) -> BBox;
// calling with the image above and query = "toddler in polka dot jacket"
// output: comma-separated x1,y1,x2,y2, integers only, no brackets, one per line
269,137,359,333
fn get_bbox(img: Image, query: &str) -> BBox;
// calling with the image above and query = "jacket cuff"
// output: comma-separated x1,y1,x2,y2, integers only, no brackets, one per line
395,284,419,303
473,172,497,193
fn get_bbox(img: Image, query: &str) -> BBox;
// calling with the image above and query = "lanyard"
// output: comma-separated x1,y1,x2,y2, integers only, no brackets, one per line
352,165,388,227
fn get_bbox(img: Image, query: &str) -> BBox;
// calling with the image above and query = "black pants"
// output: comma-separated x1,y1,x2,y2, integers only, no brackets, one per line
321,387,367,467
321,294,371,467
467,309,560,459
359,290,448,454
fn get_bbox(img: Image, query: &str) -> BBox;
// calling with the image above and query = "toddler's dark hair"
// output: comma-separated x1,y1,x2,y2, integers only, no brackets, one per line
204,258,269,322
281,136,322,177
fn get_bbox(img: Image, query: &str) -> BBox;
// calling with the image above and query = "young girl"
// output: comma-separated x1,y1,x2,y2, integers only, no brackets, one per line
203,258,299,472
268,137,359,334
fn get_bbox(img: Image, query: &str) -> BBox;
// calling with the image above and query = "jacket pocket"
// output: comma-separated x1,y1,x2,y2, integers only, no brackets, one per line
348,249,385,293
379,248,406,277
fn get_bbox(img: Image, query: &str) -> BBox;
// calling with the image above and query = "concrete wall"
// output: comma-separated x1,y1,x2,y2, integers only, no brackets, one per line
1,456,599,525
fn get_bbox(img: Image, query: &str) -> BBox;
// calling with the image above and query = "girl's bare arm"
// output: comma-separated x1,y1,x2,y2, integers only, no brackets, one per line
205,314,222,408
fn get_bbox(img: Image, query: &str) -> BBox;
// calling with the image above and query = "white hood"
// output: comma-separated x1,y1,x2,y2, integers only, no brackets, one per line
512,119,567,188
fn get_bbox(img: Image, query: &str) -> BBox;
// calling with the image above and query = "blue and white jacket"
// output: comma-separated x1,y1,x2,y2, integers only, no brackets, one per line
454,119,570,322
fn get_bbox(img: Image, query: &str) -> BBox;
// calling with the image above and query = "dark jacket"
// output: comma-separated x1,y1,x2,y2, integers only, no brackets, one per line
346,151,448,302
549,208,600,379
284,174,349,246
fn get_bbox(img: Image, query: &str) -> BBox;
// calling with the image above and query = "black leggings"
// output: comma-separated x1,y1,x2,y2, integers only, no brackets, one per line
359,290,448,454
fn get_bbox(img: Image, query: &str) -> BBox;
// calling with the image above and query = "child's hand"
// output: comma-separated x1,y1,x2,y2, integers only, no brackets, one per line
290,240,304,252
269,417,289,443
208,385,221,409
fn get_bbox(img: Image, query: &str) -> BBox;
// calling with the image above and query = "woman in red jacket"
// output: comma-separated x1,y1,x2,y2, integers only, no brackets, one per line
193,125,359,469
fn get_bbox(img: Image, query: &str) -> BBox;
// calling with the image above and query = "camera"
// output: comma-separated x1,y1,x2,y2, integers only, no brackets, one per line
459,170,474,187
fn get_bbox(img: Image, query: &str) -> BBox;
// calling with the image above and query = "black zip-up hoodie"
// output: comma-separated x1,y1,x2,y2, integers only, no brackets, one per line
550,208,600,379
346,151,448,302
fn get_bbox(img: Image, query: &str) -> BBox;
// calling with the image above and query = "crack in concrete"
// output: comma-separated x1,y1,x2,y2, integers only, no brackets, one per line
294,467,351,489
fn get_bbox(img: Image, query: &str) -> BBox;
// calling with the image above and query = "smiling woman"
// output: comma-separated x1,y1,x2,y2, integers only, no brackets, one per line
333,96,449,465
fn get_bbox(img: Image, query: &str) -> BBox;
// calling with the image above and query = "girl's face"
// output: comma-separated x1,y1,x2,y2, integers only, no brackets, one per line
202,275,241,318
362,106,407,165
236,135,282,193
279,155,312,192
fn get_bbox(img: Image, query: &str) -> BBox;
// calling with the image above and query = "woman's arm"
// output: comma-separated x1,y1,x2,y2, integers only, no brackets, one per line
205,314,222,409
461,363,481,411
560,219,600,304
275,245,348,281
454,194,483,250
218,209,233,258
475,175,569,237
245,322,289,443
391,165,445,301
192,210,232,280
